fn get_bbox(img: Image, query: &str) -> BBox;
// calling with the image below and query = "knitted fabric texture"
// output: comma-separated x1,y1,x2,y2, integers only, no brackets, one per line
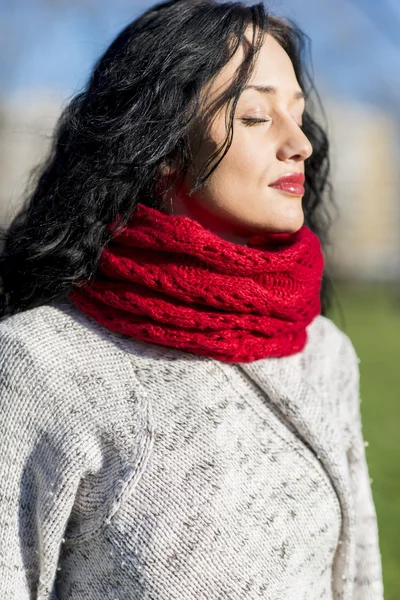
0,299,384,599
68,202,325,362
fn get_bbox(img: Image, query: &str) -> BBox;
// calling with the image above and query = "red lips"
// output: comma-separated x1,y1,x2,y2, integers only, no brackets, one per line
269,172,305,196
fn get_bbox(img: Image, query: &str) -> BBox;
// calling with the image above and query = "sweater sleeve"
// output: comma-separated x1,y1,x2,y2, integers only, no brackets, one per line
0,313,154,599
342,337,384,599
0,332,84,599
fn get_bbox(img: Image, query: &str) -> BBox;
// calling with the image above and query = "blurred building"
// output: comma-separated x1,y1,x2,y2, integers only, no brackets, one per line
0,91,399,283
0,89,62,227
325,98,400,282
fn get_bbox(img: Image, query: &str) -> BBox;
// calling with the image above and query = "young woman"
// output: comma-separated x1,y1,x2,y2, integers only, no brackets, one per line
0,0,383,598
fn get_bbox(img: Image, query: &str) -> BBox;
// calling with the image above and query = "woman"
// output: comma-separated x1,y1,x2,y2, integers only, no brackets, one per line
0,0,383,598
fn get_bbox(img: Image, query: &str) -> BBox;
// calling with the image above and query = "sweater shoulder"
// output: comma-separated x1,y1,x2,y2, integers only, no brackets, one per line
305,314,361,441
306,314,359,368
0,299,154,542
0,297,152,397
0,297,128,366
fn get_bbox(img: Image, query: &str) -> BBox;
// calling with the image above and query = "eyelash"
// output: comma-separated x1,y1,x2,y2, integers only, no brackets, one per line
240,117,304,129
241,118,270,127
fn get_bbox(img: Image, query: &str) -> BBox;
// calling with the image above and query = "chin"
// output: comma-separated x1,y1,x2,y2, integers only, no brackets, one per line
274,211,304,233
280,222,304,233
259,217,303,235
252,200,304,234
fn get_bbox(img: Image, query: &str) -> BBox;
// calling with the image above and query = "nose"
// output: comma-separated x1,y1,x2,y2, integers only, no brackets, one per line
276,118,313,163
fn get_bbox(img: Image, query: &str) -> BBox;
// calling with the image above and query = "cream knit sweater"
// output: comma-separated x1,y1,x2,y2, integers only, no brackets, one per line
0,297,384,599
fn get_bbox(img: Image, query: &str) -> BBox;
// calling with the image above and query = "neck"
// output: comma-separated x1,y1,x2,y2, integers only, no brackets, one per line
161,185,252,246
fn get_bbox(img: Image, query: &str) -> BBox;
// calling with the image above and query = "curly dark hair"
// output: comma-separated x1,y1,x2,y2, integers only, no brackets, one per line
0,0,340,321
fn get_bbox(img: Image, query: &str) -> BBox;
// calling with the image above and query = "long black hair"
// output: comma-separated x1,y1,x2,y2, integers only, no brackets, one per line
0,0,339,320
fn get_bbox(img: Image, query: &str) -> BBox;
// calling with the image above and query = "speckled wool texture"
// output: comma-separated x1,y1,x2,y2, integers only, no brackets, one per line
0,297,383,599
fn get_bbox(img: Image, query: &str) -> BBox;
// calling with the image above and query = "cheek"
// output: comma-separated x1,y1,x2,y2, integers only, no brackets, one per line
215,130,273,189
193,117,274,201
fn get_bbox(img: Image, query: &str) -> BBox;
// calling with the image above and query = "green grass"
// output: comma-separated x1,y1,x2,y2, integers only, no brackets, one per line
329,281,400,599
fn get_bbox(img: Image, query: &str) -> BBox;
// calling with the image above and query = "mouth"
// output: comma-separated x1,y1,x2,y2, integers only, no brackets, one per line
268,172,305,196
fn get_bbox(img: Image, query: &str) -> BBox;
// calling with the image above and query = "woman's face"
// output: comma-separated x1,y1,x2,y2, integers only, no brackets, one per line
162,30,313,244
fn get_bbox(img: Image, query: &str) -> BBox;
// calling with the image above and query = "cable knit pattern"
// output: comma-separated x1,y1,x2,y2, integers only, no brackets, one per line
0,297,383,599
68,202,324,362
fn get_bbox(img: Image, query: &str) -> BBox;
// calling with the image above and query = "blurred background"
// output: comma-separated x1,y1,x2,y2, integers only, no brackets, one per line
0,0,399,596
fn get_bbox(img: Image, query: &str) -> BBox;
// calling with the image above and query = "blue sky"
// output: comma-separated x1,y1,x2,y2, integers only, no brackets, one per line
1,0,399,115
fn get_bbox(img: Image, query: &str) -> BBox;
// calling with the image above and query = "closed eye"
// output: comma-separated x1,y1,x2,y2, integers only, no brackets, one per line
241,117,271,127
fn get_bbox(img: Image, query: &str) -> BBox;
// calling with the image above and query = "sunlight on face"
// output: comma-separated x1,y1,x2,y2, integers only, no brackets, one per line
163,29,313,244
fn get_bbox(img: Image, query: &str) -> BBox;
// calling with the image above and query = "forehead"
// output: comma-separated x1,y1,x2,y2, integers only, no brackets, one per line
246,33,299,90
206,32,301,103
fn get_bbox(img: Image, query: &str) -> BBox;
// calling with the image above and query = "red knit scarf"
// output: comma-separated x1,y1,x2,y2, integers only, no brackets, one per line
67,202,324,363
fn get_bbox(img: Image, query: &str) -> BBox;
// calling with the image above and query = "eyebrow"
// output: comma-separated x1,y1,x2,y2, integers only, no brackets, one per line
244,84,306,100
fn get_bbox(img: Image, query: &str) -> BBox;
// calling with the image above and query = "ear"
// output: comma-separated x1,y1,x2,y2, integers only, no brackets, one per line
159,160,178,178
154,161,178,197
